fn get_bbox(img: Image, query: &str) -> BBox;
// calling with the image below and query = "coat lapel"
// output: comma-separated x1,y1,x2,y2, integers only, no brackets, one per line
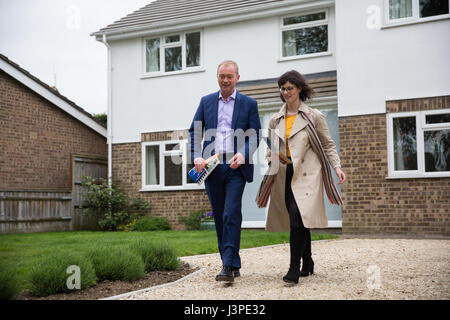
273,103,311,141
272,105,286,142
288,113,308,139
231,91,241,130
286,102,309,139
211,91,219,129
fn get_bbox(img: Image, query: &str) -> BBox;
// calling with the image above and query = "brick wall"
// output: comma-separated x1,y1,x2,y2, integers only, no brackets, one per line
0,70,107,191
339,96,450,235
112,130,211,230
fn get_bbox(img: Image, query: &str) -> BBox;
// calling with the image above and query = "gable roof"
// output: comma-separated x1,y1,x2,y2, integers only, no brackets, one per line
0,54,107,138
91,0,312,39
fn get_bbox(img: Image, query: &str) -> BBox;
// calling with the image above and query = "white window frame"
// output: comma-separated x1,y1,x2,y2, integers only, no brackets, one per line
387,109,450,179
383,0,450,28
279,8,331,62
142,30,204,78
141,140,204,191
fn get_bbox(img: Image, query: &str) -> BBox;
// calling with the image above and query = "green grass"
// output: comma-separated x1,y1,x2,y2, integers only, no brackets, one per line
0,230,338,291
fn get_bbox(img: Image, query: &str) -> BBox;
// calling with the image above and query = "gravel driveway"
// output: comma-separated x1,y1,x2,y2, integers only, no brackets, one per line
118,237,449,300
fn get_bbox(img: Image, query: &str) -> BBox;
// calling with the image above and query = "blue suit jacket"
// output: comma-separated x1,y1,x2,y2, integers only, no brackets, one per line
188,90,261,183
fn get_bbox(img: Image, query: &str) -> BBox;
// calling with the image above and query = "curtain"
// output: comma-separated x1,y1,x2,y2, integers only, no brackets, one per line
424,130,450,172
393,117,417,171
389,0,413,19
146,38,160,72
146,145,159,185
282,30,297,57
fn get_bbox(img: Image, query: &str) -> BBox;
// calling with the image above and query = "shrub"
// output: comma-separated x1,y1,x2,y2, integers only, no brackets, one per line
117,218,138,232
81,177,151,231
0,261,22,300
87,246,145,282
132,217,171,231
178,209,205,230
28,252,96,297
128,240,180,272
98,211,131,231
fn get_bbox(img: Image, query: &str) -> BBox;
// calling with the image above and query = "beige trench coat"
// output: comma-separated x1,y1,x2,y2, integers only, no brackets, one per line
265,103,341,231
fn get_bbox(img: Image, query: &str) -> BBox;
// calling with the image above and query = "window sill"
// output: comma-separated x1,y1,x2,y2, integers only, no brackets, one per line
141,67,205,79
278,51,332,62
382,14,450,29
139,185,205,192
386,172,450,179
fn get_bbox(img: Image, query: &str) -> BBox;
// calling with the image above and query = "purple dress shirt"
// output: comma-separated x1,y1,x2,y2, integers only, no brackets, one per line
214,89,236,154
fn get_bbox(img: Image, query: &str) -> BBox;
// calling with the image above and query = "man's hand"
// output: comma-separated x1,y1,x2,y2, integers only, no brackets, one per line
335,166,346,184
228,152,245,169
194,157,206,173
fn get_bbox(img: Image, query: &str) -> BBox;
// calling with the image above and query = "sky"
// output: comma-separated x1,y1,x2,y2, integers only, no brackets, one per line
0,0,152,115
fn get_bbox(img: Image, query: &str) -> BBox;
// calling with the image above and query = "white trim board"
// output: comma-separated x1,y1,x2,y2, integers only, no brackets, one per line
242,220,342,229
0,58,107,138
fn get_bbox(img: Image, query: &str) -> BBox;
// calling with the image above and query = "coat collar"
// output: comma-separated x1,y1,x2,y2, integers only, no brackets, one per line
273,102,309,142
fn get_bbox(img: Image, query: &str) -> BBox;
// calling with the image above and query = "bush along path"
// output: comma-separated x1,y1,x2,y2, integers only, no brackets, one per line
18,262,197,300
6,240,197,300
1,230,335,300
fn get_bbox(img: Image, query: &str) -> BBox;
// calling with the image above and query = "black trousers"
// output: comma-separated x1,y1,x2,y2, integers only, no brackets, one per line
285,163,311,264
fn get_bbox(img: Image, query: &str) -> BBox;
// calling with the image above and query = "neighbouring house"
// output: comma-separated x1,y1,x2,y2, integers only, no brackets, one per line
0,54,108,233
91,0,450,235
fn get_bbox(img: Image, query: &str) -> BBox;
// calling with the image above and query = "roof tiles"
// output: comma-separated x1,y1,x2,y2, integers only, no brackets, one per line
92,0,283,36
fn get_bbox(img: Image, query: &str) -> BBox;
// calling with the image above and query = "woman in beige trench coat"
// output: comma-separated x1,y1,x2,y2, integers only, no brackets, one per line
265,70,346,284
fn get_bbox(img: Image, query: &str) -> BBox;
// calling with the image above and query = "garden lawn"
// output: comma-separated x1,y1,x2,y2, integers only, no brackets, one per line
0,230,338,289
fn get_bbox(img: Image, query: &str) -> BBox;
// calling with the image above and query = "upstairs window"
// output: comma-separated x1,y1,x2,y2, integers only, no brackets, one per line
280,10,329,59
145,31,201,75
386,0,449,24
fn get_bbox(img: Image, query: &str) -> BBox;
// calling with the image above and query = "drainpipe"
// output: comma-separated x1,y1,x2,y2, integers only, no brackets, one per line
102,34,113,188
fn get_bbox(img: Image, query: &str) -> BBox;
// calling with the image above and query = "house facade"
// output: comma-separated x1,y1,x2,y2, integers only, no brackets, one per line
92,0,450,235
0,54,108,233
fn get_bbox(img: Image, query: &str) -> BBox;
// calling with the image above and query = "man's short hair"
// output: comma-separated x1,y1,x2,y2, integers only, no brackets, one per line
217,60,239,75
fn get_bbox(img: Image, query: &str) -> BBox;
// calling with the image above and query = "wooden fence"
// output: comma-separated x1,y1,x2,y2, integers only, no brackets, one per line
0,155,107,233
0,190,73,233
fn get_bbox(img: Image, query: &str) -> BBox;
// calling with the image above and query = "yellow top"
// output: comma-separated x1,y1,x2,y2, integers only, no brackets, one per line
285,114,296,157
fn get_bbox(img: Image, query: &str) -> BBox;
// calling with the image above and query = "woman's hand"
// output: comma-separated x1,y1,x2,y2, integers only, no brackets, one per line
335,166,346,184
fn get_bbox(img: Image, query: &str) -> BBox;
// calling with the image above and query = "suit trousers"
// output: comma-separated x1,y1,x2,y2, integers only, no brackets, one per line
285,163,311,262
205,163,246,269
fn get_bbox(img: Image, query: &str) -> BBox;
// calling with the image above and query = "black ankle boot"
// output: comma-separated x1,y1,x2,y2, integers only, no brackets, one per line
300,257,314,277
300,230,313,277
283,265,301,284
283,227,305,284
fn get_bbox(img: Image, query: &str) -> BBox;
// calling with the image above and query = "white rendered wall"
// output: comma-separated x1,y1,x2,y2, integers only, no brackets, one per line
109,7,337,144
335,0,450,117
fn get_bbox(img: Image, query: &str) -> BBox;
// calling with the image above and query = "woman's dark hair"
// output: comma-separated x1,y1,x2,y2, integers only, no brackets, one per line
277,70,314,102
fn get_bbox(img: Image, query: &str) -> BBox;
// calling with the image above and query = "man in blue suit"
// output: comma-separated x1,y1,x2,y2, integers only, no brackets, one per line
189,60,261,282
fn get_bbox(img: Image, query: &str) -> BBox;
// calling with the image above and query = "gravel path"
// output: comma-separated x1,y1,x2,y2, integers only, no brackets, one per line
123,238,449,300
